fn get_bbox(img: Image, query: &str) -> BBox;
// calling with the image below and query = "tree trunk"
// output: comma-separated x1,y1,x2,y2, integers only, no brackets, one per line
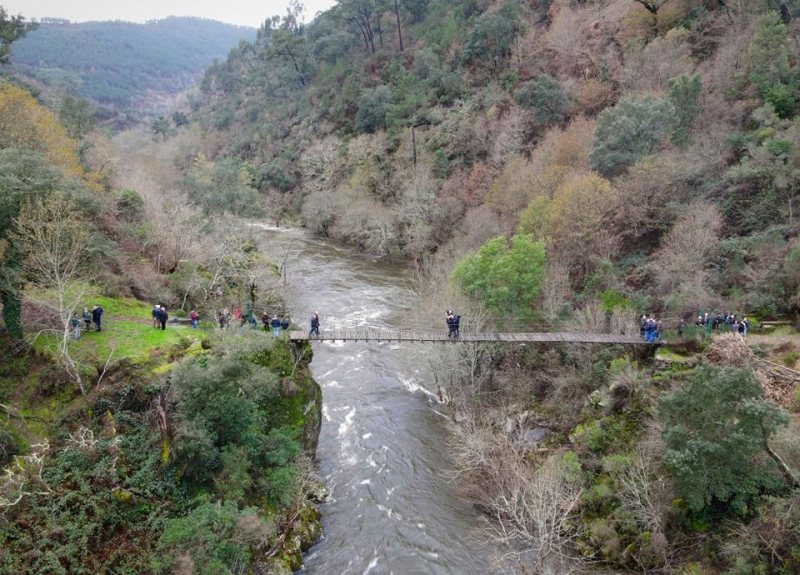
394,0,404,52
767,442,800,488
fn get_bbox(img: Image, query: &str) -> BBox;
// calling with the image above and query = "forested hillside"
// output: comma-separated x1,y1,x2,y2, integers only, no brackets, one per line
190,0,800,321
11,17,255,111
0,13,323,570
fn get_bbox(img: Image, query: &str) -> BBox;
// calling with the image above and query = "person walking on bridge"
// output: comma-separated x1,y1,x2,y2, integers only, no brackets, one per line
271,315,281,338
309,312,320,337
190,308,198,330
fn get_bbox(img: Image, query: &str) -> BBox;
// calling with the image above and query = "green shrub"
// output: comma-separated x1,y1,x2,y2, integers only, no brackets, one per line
154,500,259,575
355,85,395,133
513,74,570,125
589,94,678,176
452,234,546,319
659,365,789,516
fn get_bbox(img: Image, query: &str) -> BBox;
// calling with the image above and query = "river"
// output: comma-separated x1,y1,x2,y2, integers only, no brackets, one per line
258,228,488,575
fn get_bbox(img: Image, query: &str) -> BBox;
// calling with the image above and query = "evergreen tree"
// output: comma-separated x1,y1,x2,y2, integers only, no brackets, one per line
590,94,678,176
659,365,789,516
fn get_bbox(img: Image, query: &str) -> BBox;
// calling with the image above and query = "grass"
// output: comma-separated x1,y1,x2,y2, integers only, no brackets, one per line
32,293,206,367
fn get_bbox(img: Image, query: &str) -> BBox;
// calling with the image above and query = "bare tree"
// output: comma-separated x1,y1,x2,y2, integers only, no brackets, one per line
652,202,722,312
0,441,52,512
12,193,91,394
540,262,571,323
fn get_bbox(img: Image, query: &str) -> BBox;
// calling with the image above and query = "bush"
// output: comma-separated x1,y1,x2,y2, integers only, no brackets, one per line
589,94,678,177
659,365,789,516
355,85,394,133
154,500,264,575
514,75,570,125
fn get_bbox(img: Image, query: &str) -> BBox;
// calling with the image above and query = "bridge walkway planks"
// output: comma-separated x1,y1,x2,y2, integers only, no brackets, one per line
289,330,655,345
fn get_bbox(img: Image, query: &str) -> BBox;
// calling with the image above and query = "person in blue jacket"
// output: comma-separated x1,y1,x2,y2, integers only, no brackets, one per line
309,312,320,337
271,315,281,338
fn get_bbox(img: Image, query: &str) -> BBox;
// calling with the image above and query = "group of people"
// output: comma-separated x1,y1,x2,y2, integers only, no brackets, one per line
639,316,663,343
70,305,104,339
446,310,461,338
151,305,170,331
694,312,750,336
262,312,291,338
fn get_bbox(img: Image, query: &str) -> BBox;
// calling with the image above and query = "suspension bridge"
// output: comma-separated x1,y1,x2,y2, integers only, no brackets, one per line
289,330,656,345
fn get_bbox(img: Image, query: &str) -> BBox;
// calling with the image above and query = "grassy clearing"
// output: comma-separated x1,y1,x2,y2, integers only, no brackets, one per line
32,293,206,367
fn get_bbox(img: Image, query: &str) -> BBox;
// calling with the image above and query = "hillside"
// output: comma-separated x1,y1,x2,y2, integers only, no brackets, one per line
11,16,256,111
0,72,323,573
188,0,800,321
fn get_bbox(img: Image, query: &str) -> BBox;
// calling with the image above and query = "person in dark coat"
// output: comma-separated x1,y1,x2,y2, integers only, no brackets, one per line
446,310,460,338
152,304,161,328
280,317,290,331
82,307,92,330
159,306,168,331
309,312,320,337
262,312,270,332
92,305,103,332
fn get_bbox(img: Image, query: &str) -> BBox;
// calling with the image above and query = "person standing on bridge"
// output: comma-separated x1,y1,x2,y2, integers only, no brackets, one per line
446,310,461,338
271,315,281,338
309,312,320,337
190,308,199,330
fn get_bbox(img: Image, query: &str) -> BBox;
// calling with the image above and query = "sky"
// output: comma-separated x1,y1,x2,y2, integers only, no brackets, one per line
3,0,337,28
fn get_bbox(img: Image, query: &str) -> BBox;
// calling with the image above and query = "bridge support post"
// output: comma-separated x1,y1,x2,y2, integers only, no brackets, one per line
633,344,658,365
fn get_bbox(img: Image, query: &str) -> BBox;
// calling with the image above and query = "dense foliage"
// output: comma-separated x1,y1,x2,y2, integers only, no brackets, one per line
186,0,800,320
659,365,788,516
11,17,255,109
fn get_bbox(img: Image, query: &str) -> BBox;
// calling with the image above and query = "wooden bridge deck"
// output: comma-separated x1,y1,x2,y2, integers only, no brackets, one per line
290,330,654,345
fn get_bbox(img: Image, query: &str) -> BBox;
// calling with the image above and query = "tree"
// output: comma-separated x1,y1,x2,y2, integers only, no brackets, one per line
0,7,38,65
340,0,377,53
652,202,721,311
460,1,525,72
514,75,570,126
545,173,619,277
630,0,671,33
659,365,789,516
453,234,546,318
589,94,678,176
749,11,796,118
749,11,792,94
0,82,82,177
0,148,58,341
171,111,189,127
150,116,174,142
667,74,702,129
11,193,91,393
401,0,428,21
355,85,394,133
58,96,97,141
182,157,264,217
